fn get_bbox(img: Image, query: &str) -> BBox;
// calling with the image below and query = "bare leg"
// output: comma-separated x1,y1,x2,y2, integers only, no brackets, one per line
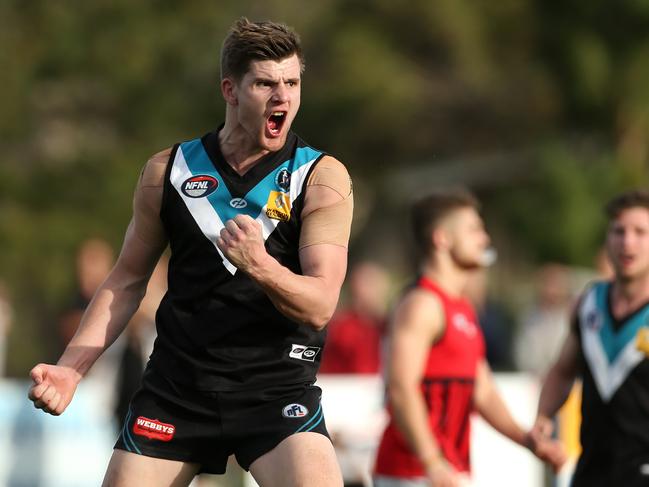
102,450,201,487
249,432,343,487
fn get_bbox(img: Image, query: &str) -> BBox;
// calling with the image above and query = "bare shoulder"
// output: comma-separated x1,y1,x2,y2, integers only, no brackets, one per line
393,288,443,332
140,147,173,188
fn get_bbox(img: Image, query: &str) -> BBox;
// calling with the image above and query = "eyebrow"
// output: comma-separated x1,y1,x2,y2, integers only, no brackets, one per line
254,77,300,84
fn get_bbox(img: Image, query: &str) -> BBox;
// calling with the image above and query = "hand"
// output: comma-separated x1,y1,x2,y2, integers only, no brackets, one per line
525,422,568,472
216,215,270,274
28,363,81,416
425,458,462,487
531,415,555,439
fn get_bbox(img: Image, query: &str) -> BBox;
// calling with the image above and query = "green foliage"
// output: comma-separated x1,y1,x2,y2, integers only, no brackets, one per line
2,0,649,375
490,145,647,266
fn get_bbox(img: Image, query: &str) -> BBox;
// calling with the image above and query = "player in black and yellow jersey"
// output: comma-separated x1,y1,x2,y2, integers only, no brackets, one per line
28,18,352,487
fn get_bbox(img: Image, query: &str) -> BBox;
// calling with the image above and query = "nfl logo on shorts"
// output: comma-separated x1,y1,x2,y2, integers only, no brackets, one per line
282,403,308,418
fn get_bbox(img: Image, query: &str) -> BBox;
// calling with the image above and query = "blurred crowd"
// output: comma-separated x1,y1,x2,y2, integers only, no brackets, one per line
0,238,614,487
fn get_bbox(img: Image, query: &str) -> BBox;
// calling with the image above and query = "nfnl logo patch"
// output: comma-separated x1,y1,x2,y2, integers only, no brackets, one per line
181,175,218,198
289,344,321,362
133,416,175,442
282,403,308,418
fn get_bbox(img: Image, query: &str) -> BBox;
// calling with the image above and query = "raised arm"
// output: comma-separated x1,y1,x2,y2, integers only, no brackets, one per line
28,149,170,415
217,156,353,330
386,290,462,485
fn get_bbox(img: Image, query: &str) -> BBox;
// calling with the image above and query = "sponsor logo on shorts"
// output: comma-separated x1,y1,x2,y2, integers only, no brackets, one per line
275,168,291,192
289,344,321,362
282,403,308,418
181,175,218,198
229,197,247,209
133,416,175,442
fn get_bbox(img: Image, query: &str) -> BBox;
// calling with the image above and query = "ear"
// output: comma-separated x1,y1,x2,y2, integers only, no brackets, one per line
432,227,449,252
221,78,238,106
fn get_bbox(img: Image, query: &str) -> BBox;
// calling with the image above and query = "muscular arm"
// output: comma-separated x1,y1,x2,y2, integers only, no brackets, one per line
386,290,449,471
218,156,353,330
28,149,169,414
474,359,527,445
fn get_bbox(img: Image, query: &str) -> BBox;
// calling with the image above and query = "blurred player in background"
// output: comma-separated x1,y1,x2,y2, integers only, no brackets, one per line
374,189,565,487
534,189,649,487
28,17,352,487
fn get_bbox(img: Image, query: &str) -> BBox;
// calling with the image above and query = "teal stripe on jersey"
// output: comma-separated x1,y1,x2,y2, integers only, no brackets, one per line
180,138,322,223
596,282,649,363
244,146,322,214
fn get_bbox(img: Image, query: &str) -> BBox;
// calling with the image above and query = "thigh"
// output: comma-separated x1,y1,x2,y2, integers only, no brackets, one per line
102,449,200,487
249,432,343,487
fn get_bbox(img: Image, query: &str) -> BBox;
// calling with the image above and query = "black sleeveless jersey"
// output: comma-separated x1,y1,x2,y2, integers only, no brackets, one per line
573,281,649,486
148,128,329,391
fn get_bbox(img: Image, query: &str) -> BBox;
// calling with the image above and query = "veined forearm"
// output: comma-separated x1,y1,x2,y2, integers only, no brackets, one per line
57,280,148,377
247,254,340,330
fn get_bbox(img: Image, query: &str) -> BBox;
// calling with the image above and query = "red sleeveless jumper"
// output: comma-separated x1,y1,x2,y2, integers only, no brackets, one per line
374,276,485,476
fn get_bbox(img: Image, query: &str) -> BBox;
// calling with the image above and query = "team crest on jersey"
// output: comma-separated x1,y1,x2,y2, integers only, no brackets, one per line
282,403,308,418
289,344,321,362
452,314,477,337
585,310,602,331
266,190,291,221
133,416,175,442
181,175,218,198
275,168,291,192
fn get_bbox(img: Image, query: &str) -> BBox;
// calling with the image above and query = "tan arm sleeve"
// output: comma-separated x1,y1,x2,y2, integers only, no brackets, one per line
299,156,354,249
132,148,171,246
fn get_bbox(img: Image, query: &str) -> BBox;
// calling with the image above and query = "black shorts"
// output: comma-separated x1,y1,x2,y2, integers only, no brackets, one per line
114,367,331,474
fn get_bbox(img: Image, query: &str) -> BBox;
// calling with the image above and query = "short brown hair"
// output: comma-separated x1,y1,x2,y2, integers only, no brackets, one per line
220,17,304,81
411,189,479,256
604,189,649,220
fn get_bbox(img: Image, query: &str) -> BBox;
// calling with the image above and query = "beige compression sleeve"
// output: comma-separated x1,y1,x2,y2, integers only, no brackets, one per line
299,156,353,249
132,148,170,246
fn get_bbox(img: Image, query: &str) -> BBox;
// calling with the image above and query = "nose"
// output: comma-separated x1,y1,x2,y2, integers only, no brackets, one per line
272,82,290,103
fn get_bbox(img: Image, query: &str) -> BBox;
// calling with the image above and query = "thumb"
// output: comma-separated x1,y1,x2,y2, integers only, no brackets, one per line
30,365,45,385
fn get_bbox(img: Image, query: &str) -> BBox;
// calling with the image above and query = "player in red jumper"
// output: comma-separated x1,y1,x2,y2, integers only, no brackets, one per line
374,190,565,487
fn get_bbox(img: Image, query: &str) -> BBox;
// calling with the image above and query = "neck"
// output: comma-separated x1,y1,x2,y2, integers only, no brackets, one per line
420,256,470,298
612,273,649,306
219,118,269,175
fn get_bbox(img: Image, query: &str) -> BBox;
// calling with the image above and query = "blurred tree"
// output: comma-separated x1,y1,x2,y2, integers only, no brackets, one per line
2,0,649,374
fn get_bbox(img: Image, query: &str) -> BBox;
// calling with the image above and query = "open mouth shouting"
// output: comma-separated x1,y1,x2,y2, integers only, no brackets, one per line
266,111,287,137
